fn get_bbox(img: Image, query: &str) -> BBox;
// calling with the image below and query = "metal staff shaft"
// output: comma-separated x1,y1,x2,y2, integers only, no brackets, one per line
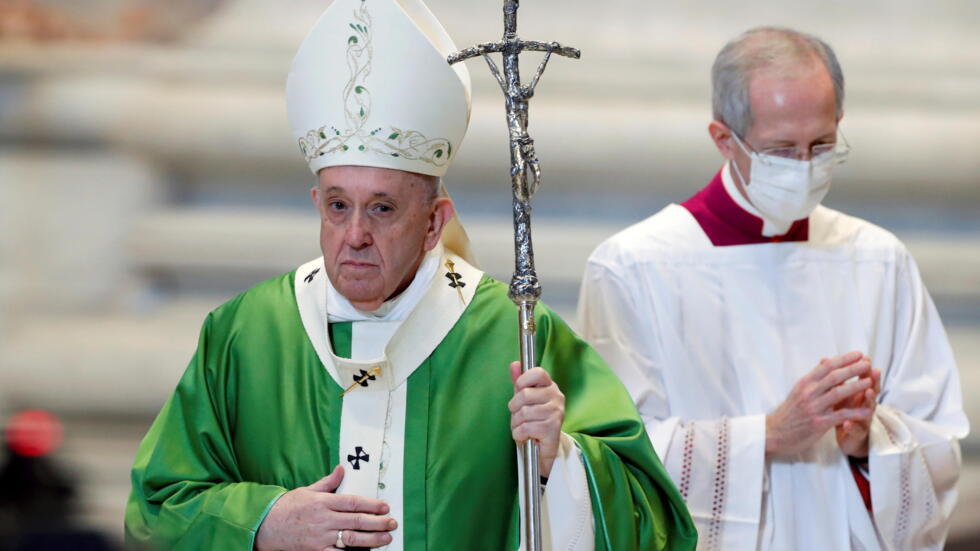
517,299,540,551
449,2,579,550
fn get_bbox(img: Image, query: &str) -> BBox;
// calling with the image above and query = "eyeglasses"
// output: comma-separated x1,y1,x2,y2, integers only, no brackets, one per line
759,142,835,160
735,130,850,163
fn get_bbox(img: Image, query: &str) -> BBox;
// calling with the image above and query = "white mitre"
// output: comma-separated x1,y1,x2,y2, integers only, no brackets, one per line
287,0,476,263
287,0,471,177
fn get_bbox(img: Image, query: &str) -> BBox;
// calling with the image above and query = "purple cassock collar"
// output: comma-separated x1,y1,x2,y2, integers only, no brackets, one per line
680,167,809,246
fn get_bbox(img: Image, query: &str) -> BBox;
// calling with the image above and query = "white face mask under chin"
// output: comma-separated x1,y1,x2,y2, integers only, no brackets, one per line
731,135,837,236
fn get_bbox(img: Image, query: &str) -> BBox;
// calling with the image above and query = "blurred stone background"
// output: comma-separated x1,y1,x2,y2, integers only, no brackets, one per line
0,0,978,545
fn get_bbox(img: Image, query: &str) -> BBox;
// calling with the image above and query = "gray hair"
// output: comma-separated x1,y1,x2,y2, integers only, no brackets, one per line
712,27,845,137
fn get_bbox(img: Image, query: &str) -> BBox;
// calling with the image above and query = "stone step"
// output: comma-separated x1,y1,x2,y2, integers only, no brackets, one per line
2,71,977,202
126,207,980,301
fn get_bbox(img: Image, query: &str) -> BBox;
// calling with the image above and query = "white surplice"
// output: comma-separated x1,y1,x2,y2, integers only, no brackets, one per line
578,171,968,551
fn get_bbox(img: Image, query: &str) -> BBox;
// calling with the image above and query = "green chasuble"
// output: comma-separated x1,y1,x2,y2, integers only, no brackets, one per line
125,258,696,550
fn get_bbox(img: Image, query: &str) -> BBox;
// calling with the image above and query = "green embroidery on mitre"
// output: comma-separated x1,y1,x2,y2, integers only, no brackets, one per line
297,0,453,168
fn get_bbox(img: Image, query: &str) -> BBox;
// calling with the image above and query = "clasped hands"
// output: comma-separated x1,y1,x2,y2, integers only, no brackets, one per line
766,351,882,459
256,361,565,550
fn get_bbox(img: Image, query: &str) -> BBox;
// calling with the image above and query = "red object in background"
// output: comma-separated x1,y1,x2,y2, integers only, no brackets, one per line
4,410,64,458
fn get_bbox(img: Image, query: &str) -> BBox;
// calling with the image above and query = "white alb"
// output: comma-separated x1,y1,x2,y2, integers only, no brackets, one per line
579,196,968,551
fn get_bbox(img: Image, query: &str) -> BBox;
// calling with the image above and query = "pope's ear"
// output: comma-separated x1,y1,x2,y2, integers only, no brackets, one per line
424,198,455,252
708,120,737,161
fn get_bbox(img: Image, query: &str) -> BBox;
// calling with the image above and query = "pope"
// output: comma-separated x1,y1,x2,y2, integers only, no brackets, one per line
123,1,696,550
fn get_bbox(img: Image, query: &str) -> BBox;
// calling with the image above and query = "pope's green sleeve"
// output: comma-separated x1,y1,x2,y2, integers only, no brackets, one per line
536,306,697,551
124,313,287,550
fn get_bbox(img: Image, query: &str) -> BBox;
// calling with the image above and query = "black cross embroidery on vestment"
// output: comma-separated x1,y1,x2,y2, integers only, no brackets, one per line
353,369,376,388
304,268,320,284
445,271,465,289
347,446,369,470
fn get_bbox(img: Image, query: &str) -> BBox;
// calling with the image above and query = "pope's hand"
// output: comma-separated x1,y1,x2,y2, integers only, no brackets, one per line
765,351,873,458
836,360,881,458
255,465,397,551
509,362,565,479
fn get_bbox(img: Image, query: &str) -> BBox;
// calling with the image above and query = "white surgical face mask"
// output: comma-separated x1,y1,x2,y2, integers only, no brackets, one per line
731,133,842,235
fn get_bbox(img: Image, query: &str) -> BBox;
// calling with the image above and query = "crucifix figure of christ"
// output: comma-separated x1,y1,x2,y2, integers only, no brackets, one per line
448,3,580,550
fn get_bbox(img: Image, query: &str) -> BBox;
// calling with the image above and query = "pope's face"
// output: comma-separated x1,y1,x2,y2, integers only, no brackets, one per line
312,166,453,311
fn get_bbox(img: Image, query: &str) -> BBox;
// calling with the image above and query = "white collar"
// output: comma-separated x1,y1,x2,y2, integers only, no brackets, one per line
326,246,442,323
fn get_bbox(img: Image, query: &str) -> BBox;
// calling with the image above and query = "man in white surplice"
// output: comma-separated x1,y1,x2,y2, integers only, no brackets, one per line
578,27,968,551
